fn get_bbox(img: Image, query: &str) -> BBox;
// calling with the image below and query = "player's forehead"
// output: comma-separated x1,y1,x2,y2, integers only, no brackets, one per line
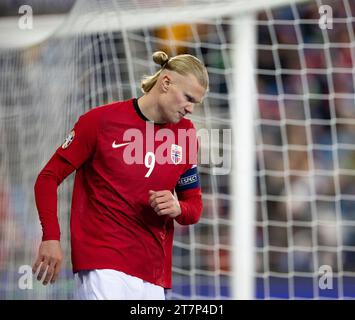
169,71,206,99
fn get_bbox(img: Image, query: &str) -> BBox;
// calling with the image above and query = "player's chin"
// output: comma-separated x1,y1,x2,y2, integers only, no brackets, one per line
167,117,180,124
171,113,184,123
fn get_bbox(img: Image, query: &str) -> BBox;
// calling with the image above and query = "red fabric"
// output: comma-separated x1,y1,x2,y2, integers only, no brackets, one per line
175,188,203,225
34,98,202,288
34,154,75,240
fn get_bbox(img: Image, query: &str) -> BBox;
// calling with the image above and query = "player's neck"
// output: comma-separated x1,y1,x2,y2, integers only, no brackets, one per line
137,94,165,124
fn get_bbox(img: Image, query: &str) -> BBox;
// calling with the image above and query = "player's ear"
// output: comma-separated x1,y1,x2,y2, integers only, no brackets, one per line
161,75,171,92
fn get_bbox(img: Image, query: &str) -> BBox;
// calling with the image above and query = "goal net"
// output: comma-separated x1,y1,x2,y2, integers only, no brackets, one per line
254,0,355,299
0,0,354,299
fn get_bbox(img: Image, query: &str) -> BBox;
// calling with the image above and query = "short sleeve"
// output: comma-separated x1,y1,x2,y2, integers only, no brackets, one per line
56,109,100,169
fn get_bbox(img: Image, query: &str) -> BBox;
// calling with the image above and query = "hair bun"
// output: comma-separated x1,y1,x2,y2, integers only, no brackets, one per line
152,51,169,67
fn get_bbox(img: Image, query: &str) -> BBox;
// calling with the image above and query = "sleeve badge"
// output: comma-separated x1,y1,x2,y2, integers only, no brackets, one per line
61,130,75,149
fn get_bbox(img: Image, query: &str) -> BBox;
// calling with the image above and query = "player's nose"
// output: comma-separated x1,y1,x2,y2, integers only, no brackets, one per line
184,103,194,114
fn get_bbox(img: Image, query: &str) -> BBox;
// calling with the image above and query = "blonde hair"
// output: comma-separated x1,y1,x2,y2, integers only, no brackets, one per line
141,51,209,93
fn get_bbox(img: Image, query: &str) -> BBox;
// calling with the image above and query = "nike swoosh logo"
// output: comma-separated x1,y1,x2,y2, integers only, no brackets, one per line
112,141,130,149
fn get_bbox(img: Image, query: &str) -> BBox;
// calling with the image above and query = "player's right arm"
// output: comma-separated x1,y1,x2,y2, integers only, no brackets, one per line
33,108,101,285
32,153,75,285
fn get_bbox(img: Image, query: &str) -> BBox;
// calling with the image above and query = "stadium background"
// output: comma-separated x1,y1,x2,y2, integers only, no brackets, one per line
0,0,355,299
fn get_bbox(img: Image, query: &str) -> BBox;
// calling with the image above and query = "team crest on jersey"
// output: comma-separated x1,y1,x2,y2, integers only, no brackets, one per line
62,130,75,149
171,144,182,164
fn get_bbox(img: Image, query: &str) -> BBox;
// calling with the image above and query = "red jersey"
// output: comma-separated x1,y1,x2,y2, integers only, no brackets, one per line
53,98,202,288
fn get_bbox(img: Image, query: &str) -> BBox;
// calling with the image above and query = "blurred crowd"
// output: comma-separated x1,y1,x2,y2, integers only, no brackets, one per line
256,0,355,278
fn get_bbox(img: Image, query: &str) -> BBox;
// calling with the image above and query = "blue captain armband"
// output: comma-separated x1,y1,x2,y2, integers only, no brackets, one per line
175,165,200,191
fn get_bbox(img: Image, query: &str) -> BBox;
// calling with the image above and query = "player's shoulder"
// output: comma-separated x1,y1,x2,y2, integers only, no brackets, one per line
80,99,132,122
86,99,131,116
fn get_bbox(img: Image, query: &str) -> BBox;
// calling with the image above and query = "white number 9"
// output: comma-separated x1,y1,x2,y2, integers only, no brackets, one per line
144,152,155,178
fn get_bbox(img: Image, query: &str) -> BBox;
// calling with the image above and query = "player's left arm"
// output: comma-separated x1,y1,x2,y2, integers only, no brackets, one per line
148,165,203,225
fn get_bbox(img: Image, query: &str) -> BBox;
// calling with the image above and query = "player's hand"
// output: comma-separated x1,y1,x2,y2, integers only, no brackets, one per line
149,190,181,218
32,240,63,285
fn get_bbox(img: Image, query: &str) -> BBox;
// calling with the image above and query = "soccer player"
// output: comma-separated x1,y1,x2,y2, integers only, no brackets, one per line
32,51,209,299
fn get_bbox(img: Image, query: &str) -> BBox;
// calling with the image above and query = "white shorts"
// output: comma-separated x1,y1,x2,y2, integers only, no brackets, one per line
73,269,165,300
